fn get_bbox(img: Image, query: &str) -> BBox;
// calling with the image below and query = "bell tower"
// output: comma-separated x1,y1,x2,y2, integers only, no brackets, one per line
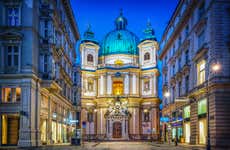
80,25,99,71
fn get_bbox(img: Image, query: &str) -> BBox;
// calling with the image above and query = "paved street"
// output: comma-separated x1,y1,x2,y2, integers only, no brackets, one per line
0,142,205,150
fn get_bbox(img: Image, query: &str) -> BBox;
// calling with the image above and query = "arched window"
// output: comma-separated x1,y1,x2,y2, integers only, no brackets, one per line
144,52,150,61
87,54,93,62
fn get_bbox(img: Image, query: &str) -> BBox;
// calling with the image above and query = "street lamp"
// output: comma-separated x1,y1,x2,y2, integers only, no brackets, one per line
163,91,170,143
206,60,221,150
164,91,170,98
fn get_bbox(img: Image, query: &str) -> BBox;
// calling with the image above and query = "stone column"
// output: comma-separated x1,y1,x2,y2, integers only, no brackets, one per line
97,108,105,134
47,96,52,144
107,74,112,95
124,74,129,95
18,79,41,147
99,75,104,96
130,107,139,134
132,74,136,94
93,78,96,95
81,50,84,66
153,75,157,96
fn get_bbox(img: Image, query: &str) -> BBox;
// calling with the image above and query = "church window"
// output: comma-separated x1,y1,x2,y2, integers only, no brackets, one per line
87,54,93,63
144,52,150,61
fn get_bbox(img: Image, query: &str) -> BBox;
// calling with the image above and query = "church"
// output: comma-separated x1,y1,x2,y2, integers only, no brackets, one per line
80,11,160,140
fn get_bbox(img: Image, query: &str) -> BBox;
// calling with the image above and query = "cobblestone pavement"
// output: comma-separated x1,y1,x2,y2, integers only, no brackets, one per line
0,142,205,150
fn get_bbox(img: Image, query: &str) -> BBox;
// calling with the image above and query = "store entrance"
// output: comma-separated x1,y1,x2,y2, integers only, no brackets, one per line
1,115,20,145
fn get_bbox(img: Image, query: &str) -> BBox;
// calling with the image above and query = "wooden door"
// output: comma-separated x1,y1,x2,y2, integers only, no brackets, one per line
113,122,122,138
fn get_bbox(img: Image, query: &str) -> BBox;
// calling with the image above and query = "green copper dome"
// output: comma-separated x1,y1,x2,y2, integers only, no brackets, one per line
99,10,139,56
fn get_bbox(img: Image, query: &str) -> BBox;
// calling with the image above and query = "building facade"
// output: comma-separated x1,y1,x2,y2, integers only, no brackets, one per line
80,12,160,140
0,0,80,147
159,0,230,149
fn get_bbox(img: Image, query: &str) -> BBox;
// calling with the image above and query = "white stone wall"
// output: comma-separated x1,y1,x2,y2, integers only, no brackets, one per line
81,44,99,71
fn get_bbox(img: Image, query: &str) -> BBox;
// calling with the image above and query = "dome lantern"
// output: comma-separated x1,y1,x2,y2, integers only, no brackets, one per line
83,24,94,39
81,24,98,44
142,19,157,41
115,9,128,30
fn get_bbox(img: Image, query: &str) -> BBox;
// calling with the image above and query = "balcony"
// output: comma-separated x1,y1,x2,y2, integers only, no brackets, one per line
175,71,182,81
163,66,168,74
182,63,190,75
163,82,168,91
193,43,208,62
170,76,176,86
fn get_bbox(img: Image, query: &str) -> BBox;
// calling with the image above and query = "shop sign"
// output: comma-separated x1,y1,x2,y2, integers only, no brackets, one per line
160,117,169,122
171,121,183,127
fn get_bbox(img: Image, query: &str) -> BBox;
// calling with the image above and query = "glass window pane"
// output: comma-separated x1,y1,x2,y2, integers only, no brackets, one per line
14,46,18,53
14,8,19,14
8,55,12,66
2,88,11,102
198,99,207,115
8,46,12,53
184,106,190,118
14,55,18,66
16,88,21,102
8,17,12,26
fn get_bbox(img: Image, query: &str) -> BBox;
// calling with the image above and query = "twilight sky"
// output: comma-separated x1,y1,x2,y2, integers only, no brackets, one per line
71,0,179,41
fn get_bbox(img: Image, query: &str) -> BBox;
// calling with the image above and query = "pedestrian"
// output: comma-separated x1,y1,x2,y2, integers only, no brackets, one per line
174,137,178,146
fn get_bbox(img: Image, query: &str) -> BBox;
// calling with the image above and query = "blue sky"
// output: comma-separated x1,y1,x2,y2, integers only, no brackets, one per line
71,0,179,41
70,0,179,103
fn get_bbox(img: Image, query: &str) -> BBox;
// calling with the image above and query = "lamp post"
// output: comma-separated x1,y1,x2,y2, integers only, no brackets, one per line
206,59,221,150
163,91,170,143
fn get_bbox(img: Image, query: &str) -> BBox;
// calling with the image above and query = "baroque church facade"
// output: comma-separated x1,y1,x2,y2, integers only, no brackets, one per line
80,11,160,140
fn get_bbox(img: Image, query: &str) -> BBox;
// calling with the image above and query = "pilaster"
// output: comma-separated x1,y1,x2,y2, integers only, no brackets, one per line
190,99,198,144
18,79,41,147
47,96,52,144
0,115,2,146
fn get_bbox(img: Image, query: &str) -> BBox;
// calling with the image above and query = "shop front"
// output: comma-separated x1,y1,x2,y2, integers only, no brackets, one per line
171,121,183,142
183,105,190,143
51,120,57,143
40,119,47,144
184,122,190,143
170,110,183,143
198,98,207,144
1,114,20,145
